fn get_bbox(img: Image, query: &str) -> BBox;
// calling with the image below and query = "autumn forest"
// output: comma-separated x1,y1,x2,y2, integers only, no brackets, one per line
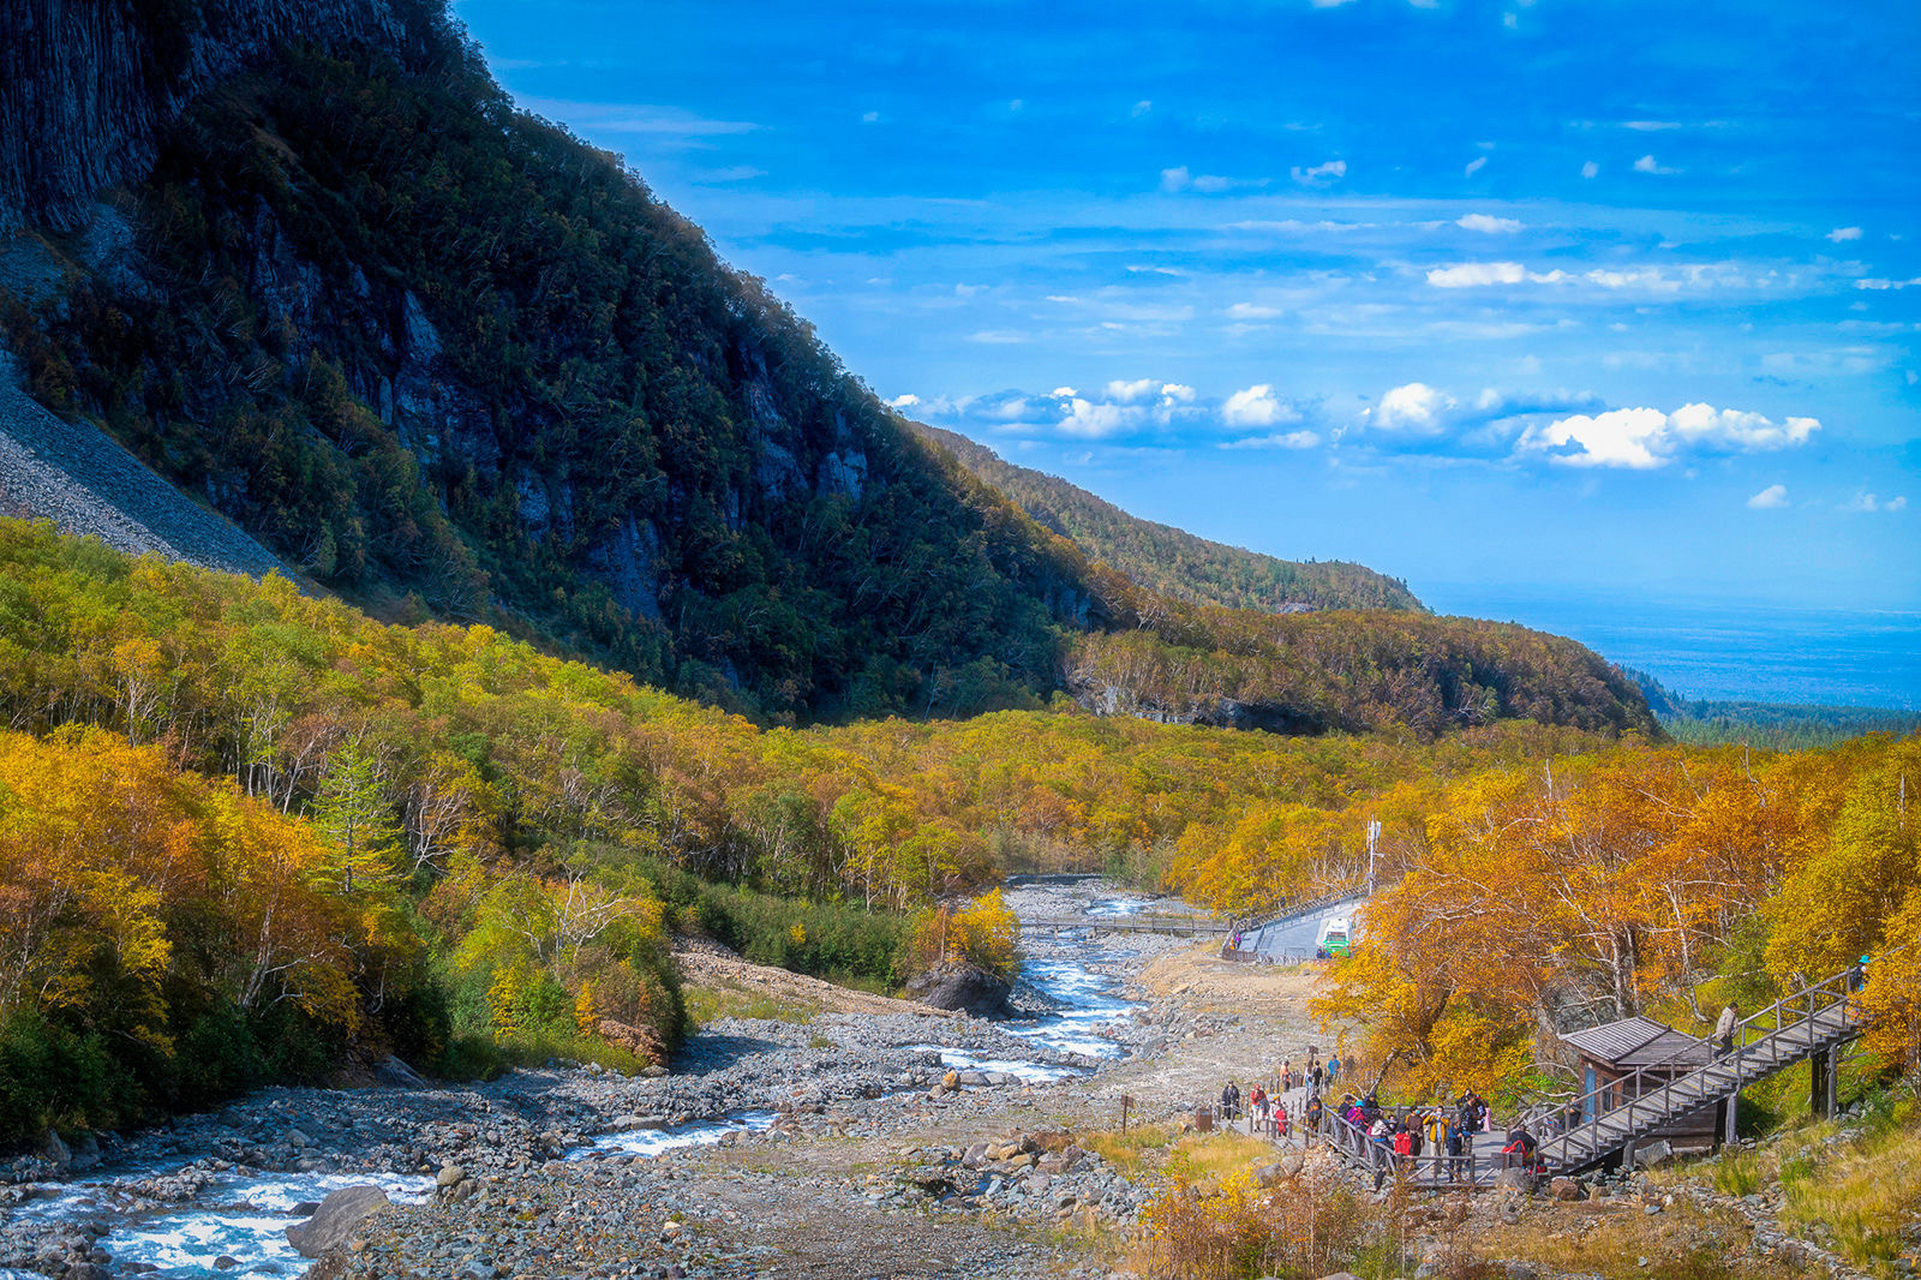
0,517,1914,1146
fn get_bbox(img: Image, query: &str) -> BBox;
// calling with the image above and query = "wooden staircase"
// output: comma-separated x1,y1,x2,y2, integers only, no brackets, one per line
1538,949,1897,1175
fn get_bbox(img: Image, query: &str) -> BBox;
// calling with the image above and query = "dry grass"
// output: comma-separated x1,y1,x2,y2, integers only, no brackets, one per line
1645,1085,1921,1274
1476,1196,1801,1280
682,982,823,1027
1776,1094,1921,1272
1082,1121,1179,1178
1162,1129,1281,1187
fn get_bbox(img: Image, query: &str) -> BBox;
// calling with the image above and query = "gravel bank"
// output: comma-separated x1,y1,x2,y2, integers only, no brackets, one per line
1,880,1208,1280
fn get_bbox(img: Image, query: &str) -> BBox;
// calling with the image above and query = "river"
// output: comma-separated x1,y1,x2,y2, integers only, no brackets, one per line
0,883,1172,1280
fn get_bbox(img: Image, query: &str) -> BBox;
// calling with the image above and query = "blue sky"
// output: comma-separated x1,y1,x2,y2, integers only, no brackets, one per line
451,0,1920,619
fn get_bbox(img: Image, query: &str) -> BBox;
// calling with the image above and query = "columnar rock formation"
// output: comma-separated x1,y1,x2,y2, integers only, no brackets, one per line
0,0,416,232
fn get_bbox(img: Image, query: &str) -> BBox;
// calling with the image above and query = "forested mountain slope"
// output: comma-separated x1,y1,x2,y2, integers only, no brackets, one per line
913,423,1422,613
0,0,1653,738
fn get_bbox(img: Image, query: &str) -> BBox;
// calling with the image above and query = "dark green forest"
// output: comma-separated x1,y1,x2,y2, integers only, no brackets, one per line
0,9,1652,740
914,423,1423,614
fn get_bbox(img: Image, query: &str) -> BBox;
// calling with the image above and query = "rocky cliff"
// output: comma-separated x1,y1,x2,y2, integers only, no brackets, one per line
0,0,422,234
0,2,1658,738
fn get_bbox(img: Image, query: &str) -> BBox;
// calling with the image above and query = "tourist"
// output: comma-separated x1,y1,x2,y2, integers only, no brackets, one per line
1250,1082,1269,1133
1326,1052,1341,1083
1220,1079,1242,1121
1308,1059,1324,1094
1502,1123,1538,1171
1445,1116,1466,1182
1714,1003,1737,1059
1276,1101,1290,1139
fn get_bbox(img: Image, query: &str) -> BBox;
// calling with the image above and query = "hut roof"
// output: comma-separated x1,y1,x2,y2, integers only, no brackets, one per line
1561,1015,1712,1070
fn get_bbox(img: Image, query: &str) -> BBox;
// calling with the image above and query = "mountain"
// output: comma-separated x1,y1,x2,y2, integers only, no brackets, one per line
912,423,1423,614
0,0,1656,739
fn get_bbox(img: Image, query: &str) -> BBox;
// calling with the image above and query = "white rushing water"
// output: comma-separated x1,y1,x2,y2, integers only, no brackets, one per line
18,1171,435,1280
1004,894,1154,1059
7,891,1156,1279
570,1110,780,1160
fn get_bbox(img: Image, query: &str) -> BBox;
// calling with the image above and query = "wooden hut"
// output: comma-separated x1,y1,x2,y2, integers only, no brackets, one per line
1559,1015,1721,1154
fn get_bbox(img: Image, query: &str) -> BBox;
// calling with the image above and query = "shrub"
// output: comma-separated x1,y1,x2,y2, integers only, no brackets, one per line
901,888,1021,980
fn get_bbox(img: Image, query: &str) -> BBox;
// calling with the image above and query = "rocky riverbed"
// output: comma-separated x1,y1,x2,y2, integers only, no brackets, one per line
0,880,1226,1280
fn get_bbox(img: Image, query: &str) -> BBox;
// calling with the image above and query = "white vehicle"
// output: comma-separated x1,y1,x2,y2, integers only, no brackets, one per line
1316,917,1352,956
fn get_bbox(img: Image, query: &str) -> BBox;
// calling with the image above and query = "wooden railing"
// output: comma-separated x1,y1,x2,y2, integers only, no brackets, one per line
1538,942,1906,1172
1304,1100,1498,1189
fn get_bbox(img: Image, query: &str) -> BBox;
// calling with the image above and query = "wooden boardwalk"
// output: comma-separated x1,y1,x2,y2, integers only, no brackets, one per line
1269,943,1902,1188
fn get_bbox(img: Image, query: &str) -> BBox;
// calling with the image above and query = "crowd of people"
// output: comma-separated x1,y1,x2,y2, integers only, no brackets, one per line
1212,1050,1553,1186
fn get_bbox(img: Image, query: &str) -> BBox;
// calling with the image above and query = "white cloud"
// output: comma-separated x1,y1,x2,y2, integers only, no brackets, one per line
1105,378,1159,402
1423,262,1751,292
1624,120,1680,131
1222,384,1299,427
1372,382,1455,432
966,330,1027,344
1844,493,1909,513
1226,302,1285,320
1160,383,1196,404
1058,398,1142,438
1132,99,1153,117
1632,153,1679,174
1049,386,1078,398
1520,403,1820,469
1746,483,1789,509
1426,261,1526,287
1463,156,1488,177
861,110,880,124
1827,226,1863,242
1161,165,1245,193
1581,160,1600,179
1855,276,1921,290
1291,159,1346,186
1457,213,1522,233
888,393,921,409
1222,430,1321,450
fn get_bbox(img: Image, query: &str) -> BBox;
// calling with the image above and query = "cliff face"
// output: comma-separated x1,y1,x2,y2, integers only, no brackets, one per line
0,0,416,233
0,28,1094,723
0,5,1657,739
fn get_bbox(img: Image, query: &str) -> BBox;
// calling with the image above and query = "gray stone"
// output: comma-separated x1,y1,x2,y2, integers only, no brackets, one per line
373,1055,426,1089
437,1165,466,1189
286,1185,390,1258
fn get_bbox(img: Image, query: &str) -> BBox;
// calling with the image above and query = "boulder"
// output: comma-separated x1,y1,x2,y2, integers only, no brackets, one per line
1550,1176,1585,1201
941,1070,961,1091
42,1129,71,1173
286,1185,390,1258
905,962,1012,1017
373,1055,426,1089
1494,1167,1534,1195
436,1165,466,1189
284,1129,314,1148
1632,1139,1673,1169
